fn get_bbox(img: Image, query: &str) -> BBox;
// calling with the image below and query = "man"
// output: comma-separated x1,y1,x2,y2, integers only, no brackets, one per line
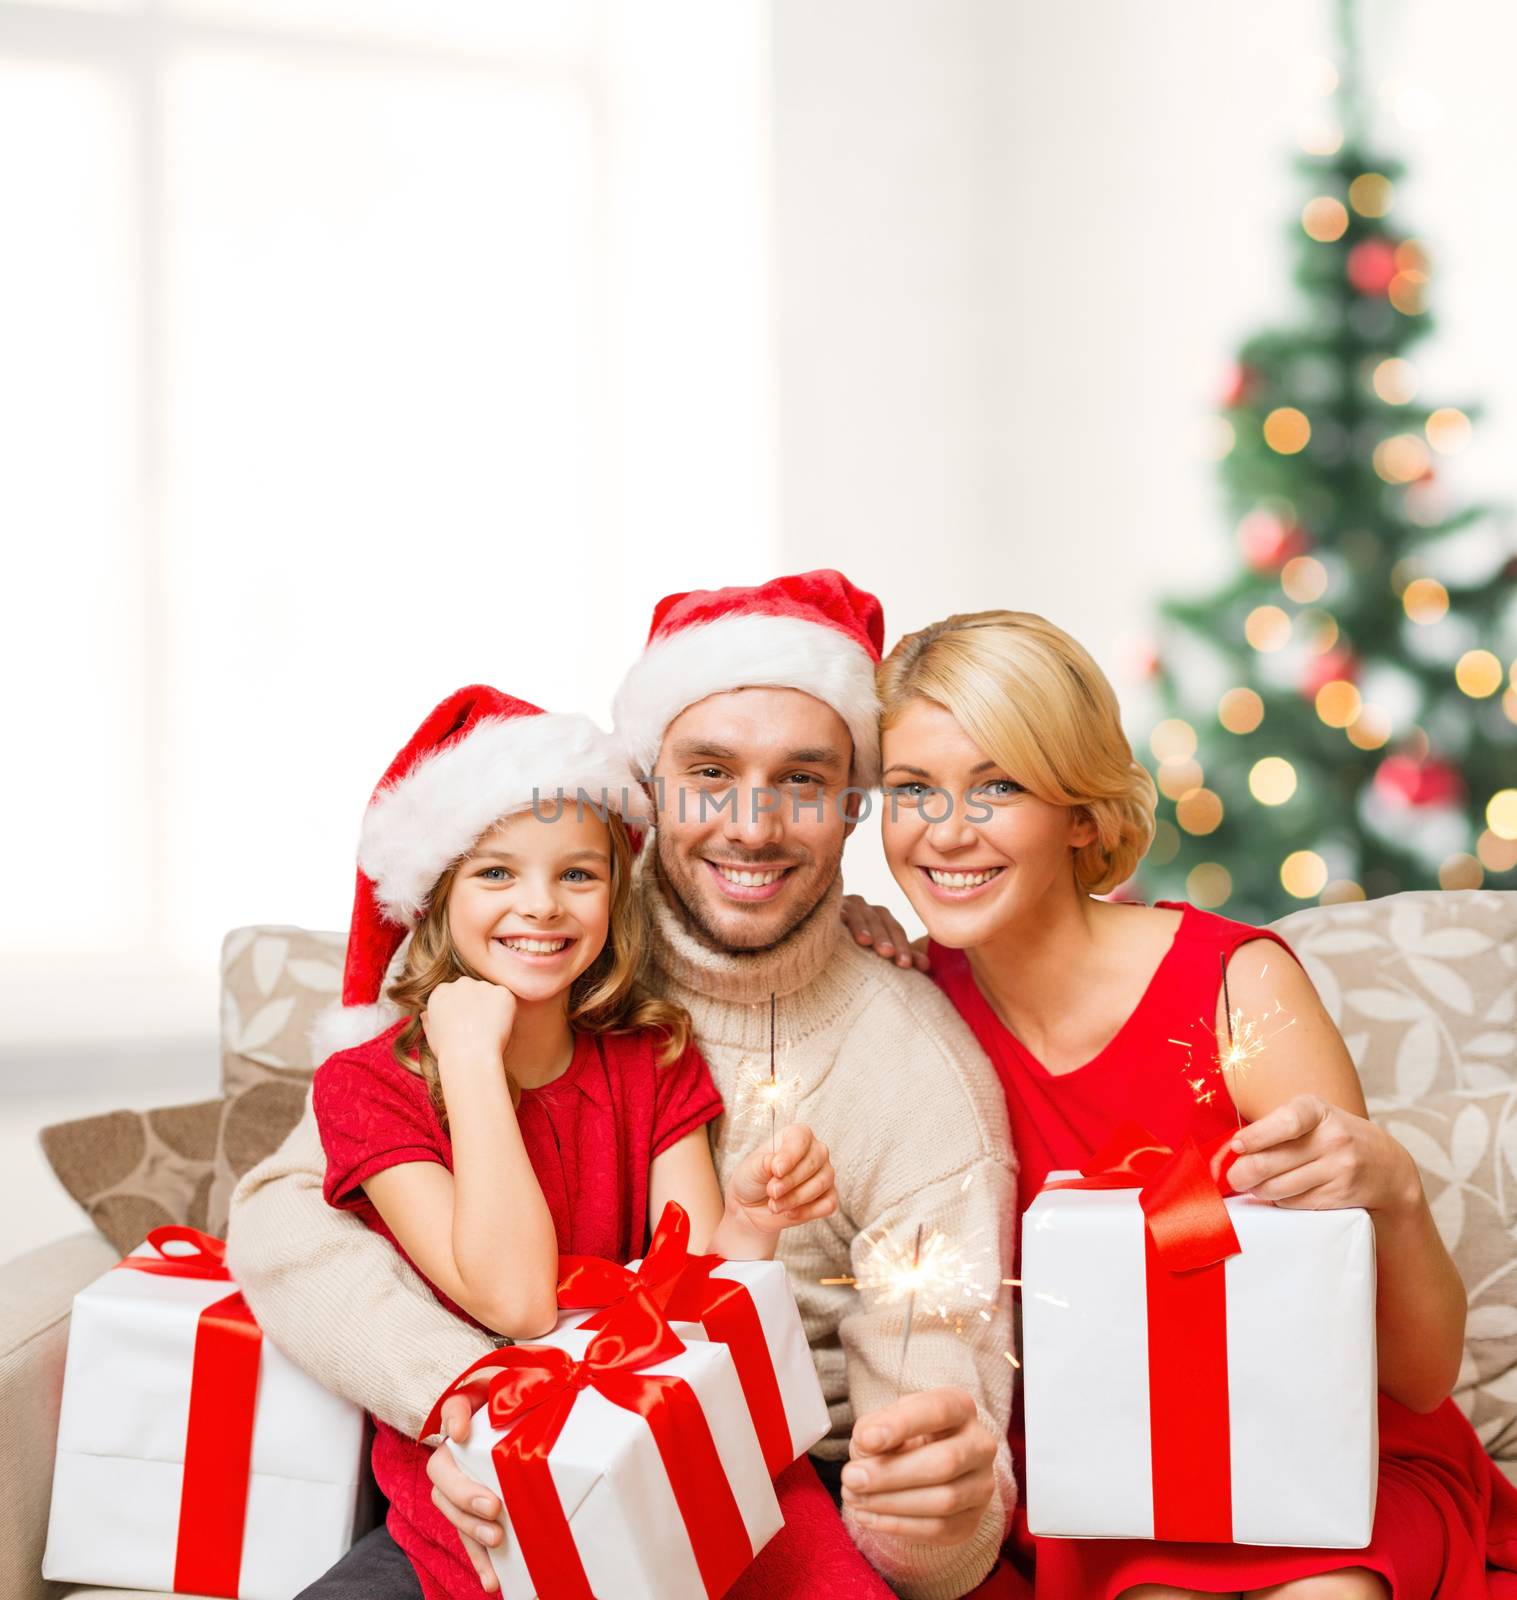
228,570,1017,1598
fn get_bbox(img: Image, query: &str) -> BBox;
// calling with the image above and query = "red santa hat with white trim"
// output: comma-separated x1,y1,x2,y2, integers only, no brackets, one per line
310,684,650,1062
611,569,886,788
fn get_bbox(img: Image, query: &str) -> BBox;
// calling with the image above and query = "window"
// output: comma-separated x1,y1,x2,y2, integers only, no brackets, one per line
1,0,774,1045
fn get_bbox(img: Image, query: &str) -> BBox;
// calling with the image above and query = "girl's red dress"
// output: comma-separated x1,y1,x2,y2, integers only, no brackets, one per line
314,1020,890,1600
928,901,1517,1600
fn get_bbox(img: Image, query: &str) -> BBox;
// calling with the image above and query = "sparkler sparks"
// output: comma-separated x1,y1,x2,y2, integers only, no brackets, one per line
821,1222,995,1389
1172,957,1296,1120
733,993,800,1151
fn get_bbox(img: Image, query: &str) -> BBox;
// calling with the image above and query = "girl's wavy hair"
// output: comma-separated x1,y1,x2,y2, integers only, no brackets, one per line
386,808,690,1125
877,609,1158,895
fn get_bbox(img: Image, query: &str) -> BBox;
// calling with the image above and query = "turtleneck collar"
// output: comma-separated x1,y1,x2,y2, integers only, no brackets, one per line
638,847,845,1009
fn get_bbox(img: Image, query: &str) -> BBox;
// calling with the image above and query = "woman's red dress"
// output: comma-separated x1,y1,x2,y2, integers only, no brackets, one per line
929,901,1517,1600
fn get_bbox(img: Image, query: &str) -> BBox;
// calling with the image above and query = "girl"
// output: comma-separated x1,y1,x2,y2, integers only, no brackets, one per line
310,685,842,1600
840,612,1517,1600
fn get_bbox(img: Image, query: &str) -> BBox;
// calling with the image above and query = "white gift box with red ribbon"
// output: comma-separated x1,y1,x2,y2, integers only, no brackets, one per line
42,1228,366,1600
1022,1132,1378,1549
555,1202,830,1477
432,1308,782,1600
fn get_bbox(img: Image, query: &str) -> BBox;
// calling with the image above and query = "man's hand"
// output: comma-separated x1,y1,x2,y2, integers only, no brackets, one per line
426,1394,505,1594
840,1386,997,1546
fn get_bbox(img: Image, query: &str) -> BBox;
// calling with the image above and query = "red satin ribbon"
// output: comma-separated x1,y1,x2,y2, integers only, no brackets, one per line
424,1295,755,1599
664,1256,793,1476
116,1228,261,1597
559,1203,794,1477
1044,1122,1243,1542
558,1200,691,1327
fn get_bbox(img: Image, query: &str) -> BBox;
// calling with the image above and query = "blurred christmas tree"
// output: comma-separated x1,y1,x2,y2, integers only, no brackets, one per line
1137,0,1517,924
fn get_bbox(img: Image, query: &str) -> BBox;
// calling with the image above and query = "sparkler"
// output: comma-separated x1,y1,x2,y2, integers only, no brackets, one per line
732,992,799,1153
821,1221,994,1390
1172,956,1296,1123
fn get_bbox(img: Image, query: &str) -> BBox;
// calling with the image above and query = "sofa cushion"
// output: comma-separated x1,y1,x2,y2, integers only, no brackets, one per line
1271,889,1517,1110
1380,1083,1517,1458
39,928,348,1253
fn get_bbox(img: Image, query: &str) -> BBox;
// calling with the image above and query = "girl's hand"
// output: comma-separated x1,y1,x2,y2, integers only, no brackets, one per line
1227,1093,1422,1217
422,975,517,1066
727,1124,838,1234
840,894,930,972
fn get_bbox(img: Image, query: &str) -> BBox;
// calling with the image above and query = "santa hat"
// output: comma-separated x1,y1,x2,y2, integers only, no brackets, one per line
611,569,886,788
310,685,649,1062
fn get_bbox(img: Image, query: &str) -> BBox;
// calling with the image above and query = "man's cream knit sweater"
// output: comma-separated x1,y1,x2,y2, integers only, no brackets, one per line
227,869,1018,1599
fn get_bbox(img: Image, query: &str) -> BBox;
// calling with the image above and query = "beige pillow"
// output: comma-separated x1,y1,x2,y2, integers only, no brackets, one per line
1271,890,1517,1109
1380,1084,1517,1457
41,926,350,1252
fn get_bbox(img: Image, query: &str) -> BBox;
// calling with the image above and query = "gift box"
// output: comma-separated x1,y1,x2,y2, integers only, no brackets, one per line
429,1295,782,1600
1021,1123,1378,1549
43,1227,366,1600
556,1201,831,1475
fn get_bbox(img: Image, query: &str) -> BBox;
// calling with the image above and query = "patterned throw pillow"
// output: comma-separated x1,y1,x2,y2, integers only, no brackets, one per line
1270,889,1517,1110
1379,1084,1517,1456
41,926,350,1252
1270,890,1517,1459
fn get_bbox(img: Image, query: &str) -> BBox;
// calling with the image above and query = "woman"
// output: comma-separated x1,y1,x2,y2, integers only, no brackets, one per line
841,609,1517,1600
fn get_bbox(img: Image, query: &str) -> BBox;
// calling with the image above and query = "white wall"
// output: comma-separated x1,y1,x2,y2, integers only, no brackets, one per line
767,0,1517,922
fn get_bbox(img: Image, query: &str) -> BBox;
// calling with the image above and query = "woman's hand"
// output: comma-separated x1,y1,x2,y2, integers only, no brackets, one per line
840,894,930,971
1227,1093,1422,1218
726,1123,838,1236
422,976,517,1067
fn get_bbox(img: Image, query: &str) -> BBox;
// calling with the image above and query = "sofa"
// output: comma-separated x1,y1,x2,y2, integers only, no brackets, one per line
4,888,1514,1599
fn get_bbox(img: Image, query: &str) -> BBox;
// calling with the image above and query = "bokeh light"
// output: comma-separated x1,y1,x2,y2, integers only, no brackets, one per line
1249,757,1298,806
1148,819,1181,867
1372,358,1417,404
1487,790,1517,842
1264,407,1312,454
1346,706,1392,749
1281,555,1328,603
1477,829,1517,874
1320,879,1367,904
1426,407,1471,454
1373,433,1430,483
1402,577,1449,624
1198,416,1236,461
1389,270,1429,315
1245,604,1292,652
1298,117,1343,157
1455,649,1503,699
1438,853,1483,891
1218,687,1264,734
1176,787,1224,836
1150,718,1197,764
1157,759,1204,800
1315,679,1362,728
1186,863,1232,908
1281,850,1329,899
1348,173,1394,217
1302,196,1349,242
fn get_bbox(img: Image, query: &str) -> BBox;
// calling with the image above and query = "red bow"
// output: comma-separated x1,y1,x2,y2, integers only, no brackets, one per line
1042,1121,1245,1542
557,1200,691,1326
557,1202,794,1476
423,1295,755,1599
115,1228,261,1598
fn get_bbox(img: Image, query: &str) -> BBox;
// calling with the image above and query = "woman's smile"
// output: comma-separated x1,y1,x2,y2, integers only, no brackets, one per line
915,863,1007,901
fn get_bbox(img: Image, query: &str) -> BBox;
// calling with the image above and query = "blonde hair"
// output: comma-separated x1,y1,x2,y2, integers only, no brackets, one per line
387,810,690,1124
877,611,1157,895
